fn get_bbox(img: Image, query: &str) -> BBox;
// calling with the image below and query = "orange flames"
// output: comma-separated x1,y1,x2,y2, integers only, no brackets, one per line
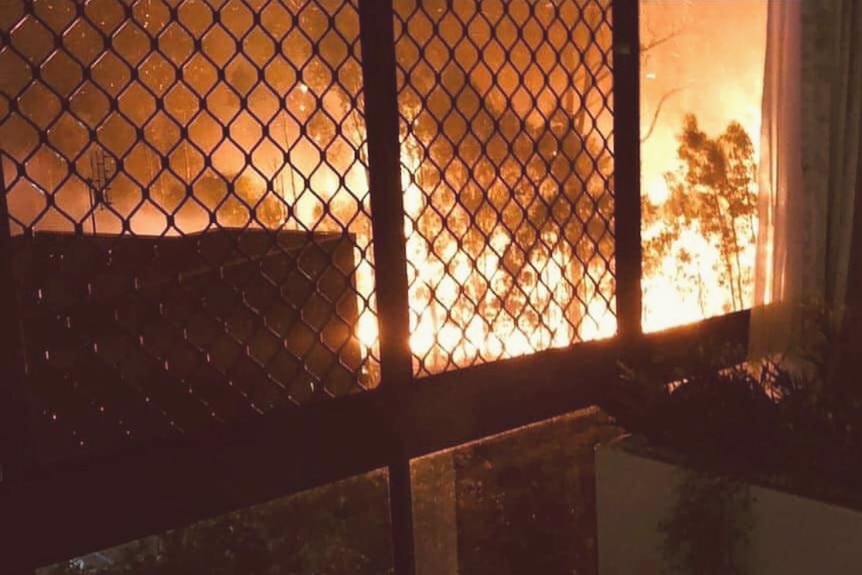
3,0,768,380
639,0,767,331
356,138,616,375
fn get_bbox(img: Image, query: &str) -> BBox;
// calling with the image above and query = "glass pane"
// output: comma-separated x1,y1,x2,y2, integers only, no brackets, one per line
37,469,393,575
0,0,380,466
639,0,767,332
394,1,616,376
411,407,622,575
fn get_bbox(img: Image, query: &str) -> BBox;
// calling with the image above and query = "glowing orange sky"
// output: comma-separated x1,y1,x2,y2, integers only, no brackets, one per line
638,0,768,331
640,0,768,200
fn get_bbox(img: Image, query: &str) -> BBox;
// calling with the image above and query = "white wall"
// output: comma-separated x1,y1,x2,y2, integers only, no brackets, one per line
596,443,862,575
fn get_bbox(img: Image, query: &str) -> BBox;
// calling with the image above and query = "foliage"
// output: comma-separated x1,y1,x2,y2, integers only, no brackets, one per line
609,360,781,477
659,470,753,575
607,302,862,503
643,114,758,313
604,304,862,574
41,473,394,575
452,409,620,575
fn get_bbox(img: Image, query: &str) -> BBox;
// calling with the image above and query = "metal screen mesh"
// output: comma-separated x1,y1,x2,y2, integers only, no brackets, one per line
393,0,616,376
0,0,378,464
0,0,619,463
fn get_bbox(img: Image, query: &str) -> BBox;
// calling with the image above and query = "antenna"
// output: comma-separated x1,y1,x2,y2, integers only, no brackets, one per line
86,149,117,234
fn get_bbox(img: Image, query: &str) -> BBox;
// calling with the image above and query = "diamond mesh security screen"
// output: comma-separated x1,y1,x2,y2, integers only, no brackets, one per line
0,0,378,464
0,0,618,462
394,0,616,376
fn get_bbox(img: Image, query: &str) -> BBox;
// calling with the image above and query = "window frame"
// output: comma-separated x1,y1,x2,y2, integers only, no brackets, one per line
0,1,750,572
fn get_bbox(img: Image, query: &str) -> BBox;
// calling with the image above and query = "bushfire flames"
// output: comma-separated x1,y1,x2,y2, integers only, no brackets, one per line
1,0,766,377
397,137,615,372
639,0,767,332
263,130,616,375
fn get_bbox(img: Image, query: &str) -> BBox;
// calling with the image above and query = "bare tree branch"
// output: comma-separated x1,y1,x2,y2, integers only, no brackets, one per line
572,22,686,136
640,86,687,144
637,18,687,140
641,28,683,54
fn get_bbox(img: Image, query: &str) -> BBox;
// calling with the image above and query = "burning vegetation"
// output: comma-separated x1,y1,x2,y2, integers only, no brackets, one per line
0,0,766,389
1,0,618,381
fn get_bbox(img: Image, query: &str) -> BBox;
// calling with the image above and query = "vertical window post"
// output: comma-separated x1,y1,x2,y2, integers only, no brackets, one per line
357,3,412,387
357,2,416,574
613,0,643,340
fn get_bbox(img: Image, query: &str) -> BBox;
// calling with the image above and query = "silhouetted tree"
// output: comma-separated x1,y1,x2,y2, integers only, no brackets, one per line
643,114,758,312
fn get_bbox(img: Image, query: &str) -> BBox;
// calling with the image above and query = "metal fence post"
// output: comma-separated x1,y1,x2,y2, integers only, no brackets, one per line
357,1,416,574
613,0,643,341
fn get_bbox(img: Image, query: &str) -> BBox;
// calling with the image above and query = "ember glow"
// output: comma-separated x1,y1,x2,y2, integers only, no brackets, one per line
639,0,768,331
400,141,584,371
1,0,766,380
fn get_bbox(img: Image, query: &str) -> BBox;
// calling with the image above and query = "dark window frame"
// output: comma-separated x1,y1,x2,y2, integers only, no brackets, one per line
0,1,749,572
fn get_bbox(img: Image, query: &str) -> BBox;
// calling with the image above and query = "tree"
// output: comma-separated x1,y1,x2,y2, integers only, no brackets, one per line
40,472,394,575
643,114,758,313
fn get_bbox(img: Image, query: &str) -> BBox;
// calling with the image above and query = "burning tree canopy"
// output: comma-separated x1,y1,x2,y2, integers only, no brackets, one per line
643,114,758,318
638,0,767,331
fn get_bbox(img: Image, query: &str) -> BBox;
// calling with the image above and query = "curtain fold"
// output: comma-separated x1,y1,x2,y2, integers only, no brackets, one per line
750,0,862,361
749,0,803,359
824,1,862,315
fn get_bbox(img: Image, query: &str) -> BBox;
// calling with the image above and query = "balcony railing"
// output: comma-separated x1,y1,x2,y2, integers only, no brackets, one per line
0,1,747,572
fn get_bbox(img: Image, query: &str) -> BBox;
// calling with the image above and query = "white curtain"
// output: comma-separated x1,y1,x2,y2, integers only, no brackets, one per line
750,0,862,360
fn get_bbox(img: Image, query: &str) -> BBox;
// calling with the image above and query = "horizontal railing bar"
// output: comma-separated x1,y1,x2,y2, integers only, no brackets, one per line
1,390,390,571
2,309,749,571
399,309,749,458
